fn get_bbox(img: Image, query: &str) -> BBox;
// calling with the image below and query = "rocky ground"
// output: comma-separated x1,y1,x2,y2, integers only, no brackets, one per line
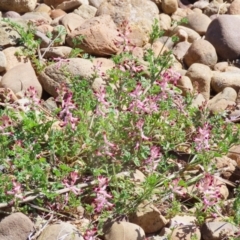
1,0,240,240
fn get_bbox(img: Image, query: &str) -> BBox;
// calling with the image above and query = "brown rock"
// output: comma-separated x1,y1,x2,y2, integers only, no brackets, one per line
129,201,168,233
184,39,218,67
186,63,212,100
44,0,66,8
161,0,178,14
170,225,201,240
0,212,34,240
0,0,37,13
50,9,67,19
39,58,94,97
228,0,240,14
104,221,145,240
60,13,85,33
66,15,120,56
74,4,97,19
185,13,211,35
0,63,42,98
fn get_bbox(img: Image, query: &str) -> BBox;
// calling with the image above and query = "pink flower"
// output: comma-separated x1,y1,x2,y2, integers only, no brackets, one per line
93,176,114,213
196,173,222,211
84,228,97,240
194,123,211,151
52,57,70,69
144,146,161,172
56,86,79,129
169,178,185,199
136,119,150,140
6,180,23,200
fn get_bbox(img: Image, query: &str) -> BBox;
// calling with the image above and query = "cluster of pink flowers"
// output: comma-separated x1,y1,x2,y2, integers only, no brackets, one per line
127,83,159,114
6,179,23,200
169,178,186,199
194,123,211,152
144,146,161,173
56,84,79,129
62,171,81,207
93,176,114,213
196,173,222,211
0,115,13,136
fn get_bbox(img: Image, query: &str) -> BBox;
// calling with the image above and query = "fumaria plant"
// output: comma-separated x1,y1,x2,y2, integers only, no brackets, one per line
0,18,239,239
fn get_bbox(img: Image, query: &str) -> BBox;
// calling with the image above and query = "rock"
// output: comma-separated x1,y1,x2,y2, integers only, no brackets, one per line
168,215,198,228
40,46,73,59
0,63,42,98
34,3,51,14
0,52,7,73
191,93,206,108
193,1,209,9
184,13,211,35
104,221,145,240
228,145,240,166
213,156,240,182
228,0,240,14
129,201,168,233
3,47,30,71
172,26,201,43
225,66,240,73
207,87,237,113
211,71,240,93
96,0,159,45
0,0,37,13
201,222,239,240
173,41,191,61
39,58,94,97
89,0,104,8
161,0,178,14
2,11,21,18
0,212,34,240
60,13,85,34
38,222,83,240
92,57,115,77
170,225,201,240
50,9,67,19
159,13,172,33
44,0,65,8
171,8,194,22
186,63,212,100
205,15,240,61
214,62,229,72
0,20,21,48
177,75,194,96
74,4,97,19
184,39,218,67
66,15,120,56
0,88,18,103
56,0,85,11
21,12,52,24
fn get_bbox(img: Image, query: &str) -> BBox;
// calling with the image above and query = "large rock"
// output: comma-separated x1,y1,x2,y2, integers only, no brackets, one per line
129,201,168,233
184,39,218,67
104,221,145,240
0,212,34,240
38,222,83,240
228,0,240,15
205,15,240,61
39,58,94,97
201,222,238,240
186,63,212,100
207,87,237,113
0,63,42,98
3,47,30,71
66,15,120,56
0,0,37,13
211,71,240,93
184,13,211,35
161,0,178,14
44,0,66,8
96,0,159,46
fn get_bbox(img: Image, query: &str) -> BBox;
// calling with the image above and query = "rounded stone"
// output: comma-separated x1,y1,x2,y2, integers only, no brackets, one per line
184,39,218,67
